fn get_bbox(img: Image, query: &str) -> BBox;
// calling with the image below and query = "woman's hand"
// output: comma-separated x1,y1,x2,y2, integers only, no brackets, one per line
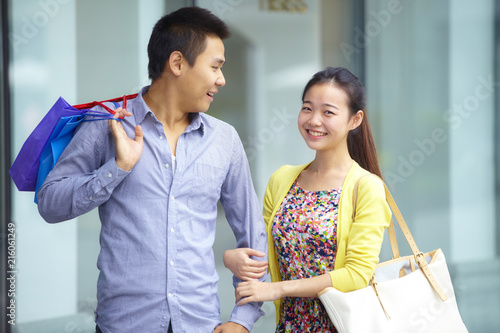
235,281,283,305
223,248,268,281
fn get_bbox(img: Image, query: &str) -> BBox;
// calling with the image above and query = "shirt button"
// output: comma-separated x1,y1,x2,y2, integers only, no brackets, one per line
170,228,175,233
170,261,174,266
168,293,173,298
171,196,175,201
165,163,170,169
159,135,164,140
107,172,112,178
89,196,93,201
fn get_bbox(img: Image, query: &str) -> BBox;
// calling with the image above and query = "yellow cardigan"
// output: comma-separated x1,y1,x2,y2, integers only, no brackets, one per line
263,161,391,323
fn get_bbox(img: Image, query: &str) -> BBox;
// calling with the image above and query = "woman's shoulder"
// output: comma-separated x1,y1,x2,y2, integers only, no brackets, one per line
348,162,385,191
266,163,309,193
270,163,309,181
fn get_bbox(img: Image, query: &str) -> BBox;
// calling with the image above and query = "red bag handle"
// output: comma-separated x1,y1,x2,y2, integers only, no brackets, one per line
72,93,139,116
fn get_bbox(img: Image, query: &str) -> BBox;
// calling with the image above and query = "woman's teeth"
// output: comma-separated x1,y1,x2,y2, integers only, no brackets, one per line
308,130,326,137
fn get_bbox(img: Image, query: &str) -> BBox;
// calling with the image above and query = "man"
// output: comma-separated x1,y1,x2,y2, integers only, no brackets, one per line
38,7,267,333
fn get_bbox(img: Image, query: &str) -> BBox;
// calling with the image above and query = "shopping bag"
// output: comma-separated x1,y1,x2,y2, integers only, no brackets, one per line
33,112,109,203
318,180,468,333
9,93,138,193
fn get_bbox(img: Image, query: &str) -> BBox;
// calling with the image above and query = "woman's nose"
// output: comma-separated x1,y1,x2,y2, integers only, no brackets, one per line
308,112,322,126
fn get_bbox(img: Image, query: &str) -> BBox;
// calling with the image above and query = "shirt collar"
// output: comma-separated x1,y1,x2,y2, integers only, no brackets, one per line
131,86,152,125
133,85,205,136
185,112,205,136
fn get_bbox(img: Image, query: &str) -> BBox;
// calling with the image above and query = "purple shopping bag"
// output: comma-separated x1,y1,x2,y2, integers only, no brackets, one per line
9,94,137,192
33,113,101,203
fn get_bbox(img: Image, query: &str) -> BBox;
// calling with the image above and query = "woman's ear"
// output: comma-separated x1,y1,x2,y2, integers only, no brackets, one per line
350,110,364,130
168,51,184,76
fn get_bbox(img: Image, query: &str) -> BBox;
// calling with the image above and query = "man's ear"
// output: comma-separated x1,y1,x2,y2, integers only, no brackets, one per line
350,110,364,130
168,51,184,76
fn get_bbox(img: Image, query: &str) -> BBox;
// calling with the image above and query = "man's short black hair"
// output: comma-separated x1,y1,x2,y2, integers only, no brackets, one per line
147,6,231,81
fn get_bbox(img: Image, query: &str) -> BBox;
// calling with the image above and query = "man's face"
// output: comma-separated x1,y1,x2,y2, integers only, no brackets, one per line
179,35,226,113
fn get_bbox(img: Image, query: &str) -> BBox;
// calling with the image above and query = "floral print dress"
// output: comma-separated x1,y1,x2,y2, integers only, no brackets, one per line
272,180,340,333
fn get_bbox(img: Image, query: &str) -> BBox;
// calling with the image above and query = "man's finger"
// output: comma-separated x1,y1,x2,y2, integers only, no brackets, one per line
249,260,268,268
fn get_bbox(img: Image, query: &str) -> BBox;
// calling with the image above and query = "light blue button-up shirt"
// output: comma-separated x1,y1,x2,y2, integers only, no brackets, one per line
38,87,267,333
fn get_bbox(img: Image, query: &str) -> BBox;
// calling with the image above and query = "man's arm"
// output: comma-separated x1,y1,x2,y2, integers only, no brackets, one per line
38,107,143,222
219,127,268,331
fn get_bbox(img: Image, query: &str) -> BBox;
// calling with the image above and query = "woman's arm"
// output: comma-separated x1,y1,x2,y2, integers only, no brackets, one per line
236,174,391,305
235,273,332,305
328,175,391,291
223,248,268,281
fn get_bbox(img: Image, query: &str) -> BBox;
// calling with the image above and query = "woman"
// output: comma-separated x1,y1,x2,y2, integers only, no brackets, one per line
224,67,391,332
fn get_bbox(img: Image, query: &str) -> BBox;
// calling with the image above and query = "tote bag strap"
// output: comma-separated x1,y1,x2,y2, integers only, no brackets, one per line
352,175,400,259
353,175,448,301
382,185,447,300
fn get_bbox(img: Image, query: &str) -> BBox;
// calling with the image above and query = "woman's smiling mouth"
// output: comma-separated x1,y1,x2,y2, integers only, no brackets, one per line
307,130,327,137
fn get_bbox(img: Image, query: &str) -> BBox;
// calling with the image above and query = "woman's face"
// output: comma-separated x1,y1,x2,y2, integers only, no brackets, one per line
298,83,360,152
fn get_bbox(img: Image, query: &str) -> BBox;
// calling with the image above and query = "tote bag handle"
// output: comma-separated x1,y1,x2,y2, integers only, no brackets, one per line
352,175,400,259
352,175,447,301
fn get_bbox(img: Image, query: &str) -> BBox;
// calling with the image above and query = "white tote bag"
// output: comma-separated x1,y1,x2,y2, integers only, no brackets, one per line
318,181,468,333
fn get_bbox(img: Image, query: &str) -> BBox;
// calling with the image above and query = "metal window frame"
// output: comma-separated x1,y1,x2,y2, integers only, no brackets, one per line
1,0,12,331
496,0,500,258
353,0,366,84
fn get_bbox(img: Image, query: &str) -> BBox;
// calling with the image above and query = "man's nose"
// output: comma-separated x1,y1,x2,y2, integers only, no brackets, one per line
216,72,226,87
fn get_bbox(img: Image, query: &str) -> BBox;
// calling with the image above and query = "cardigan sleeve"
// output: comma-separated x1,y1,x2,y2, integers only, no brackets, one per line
262,168,285,323
263,173,275,230
263,167,285,285
329,174,391,292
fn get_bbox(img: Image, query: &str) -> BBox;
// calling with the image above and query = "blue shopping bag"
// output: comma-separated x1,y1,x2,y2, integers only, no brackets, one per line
34,113,95,203
9,94,137,196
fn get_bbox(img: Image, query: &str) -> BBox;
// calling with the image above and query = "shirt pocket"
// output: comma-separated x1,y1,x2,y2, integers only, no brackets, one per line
190,161,226,214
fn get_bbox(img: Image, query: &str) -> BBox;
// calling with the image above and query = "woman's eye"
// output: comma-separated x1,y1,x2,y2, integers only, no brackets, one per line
301,107,311,112
325,110,335,115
